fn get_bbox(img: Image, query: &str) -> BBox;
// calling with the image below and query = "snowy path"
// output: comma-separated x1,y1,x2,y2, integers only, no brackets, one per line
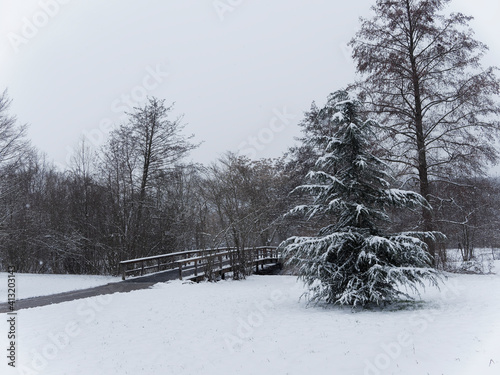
0,268,185,312
0,272,120,303
0,281,155,313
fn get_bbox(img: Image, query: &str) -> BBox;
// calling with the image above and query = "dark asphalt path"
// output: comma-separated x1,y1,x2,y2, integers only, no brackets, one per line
0,268,181,313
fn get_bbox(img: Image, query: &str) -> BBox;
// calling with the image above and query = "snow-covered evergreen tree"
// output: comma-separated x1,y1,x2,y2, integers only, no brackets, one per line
281,90,441,307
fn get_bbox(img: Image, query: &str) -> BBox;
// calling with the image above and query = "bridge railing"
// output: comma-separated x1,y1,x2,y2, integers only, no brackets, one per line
119,246,280,281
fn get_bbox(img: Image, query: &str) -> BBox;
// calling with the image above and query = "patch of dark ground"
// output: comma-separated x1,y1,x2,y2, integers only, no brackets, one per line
255,263,283,275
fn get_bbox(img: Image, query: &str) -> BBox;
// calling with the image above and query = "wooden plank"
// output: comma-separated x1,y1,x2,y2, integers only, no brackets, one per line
126,264,163,274
119,248,225,265
174,251,232,265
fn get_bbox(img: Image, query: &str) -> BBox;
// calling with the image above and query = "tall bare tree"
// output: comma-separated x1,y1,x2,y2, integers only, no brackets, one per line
100,97,198,259
127,97,197,203
349,0,500,262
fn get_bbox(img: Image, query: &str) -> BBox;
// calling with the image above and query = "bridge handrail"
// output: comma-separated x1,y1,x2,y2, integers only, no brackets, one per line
119,248,226,266
120,246,279,280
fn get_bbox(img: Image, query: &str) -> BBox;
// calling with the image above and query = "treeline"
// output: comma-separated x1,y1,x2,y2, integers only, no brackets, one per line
0,94,304,274
4,1,500,275
0,151,292,275
1,91,499,275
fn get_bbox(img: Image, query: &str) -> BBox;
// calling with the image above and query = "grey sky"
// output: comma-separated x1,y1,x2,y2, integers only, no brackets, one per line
1,0,499,171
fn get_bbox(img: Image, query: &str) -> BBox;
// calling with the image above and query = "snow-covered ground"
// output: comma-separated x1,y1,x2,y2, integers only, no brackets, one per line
0,273,120,302
1,263,499,375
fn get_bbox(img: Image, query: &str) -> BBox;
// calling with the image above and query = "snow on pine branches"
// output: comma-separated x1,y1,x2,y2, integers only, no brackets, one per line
281,90,441,307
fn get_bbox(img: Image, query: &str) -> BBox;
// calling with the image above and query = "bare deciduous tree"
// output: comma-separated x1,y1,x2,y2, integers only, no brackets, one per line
201,154,290,279
100,97,198,260
349,0,500,262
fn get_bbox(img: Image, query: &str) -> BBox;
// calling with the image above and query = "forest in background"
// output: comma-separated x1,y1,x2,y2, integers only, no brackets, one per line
0,91,499,275
2,0,500,275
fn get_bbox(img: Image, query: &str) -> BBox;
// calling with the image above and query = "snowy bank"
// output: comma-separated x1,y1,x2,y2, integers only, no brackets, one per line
1,265,499,375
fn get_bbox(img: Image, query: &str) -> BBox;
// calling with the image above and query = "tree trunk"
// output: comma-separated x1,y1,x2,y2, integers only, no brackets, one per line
406,0,435,264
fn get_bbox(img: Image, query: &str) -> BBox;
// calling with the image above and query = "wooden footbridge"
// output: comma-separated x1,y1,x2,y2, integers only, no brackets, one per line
119,246,282,282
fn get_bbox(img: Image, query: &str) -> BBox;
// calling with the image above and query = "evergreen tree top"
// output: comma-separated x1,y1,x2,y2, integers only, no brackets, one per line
291,90,428,235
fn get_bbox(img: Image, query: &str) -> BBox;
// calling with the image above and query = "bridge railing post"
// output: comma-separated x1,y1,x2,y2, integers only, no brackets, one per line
121,263,126,281
178,263,183,280
255,248,259,273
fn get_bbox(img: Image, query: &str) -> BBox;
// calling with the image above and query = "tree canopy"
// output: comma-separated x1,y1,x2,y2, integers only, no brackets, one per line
349,0,500,261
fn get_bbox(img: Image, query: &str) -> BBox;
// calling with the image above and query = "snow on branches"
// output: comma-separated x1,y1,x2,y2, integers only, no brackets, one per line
281,90,441,307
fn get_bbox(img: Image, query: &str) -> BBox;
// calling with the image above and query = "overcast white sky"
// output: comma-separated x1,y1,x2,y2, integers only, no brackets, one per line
1,0,499,172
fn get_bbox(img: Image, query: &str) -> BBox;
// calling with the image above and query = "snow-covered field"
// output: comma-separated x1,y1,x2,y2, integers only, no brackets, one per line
1,264,499,375
0,273,120,302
